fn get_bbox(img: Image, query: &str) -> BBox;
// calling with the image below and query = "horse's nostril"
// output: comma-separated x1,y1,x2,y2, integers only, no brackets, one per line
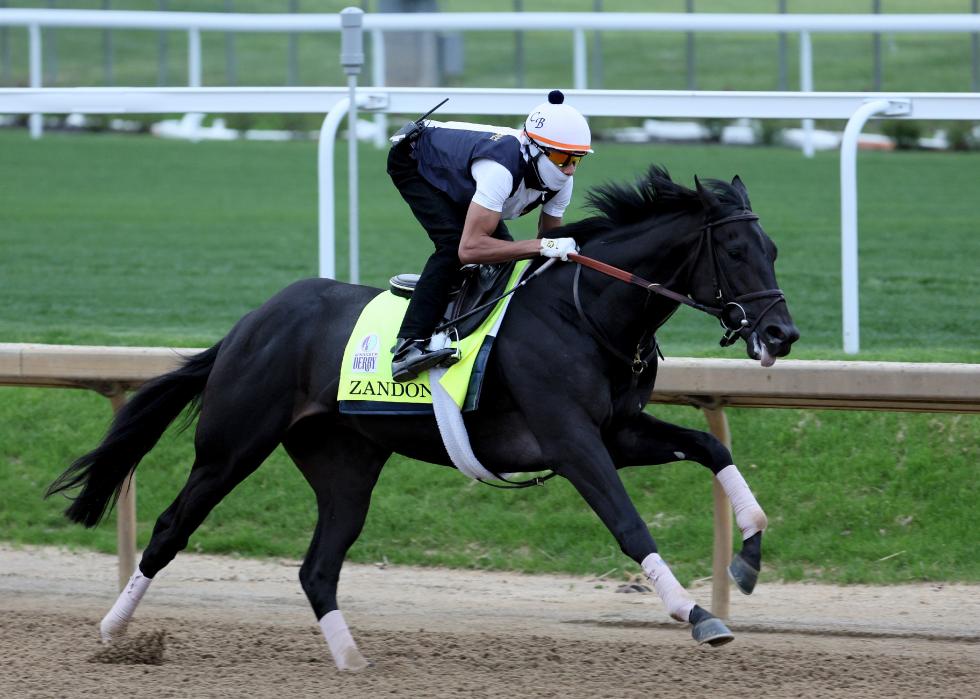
765,324,800,347
765,324,786,342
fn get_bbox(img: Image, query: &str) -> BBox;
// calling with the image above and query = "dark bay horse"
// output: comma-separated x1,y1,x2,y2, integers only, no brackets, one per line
48,166,799,670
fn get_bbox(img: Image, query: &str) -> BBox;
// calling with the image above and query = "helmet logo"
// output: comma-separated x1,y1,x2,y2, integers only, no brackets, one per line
529,111,546,129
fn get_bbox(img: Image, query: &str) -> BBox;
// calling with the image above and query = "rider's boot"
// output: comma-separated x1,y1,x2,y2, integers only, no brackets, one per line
391,338,457,382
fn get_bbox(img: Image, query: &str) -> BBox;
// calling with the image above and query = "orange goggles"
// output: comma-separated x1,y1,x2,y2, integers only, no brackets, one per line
540,147,587,169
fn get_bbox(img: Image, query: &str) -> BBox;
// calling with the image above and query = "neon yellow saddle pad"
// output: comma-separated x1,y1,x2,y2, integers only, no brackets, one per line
338,261,528,415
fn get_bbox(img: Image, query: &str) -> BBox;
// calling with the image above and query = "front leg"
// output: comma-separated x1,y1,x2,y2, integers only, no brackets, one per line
607,412,767,594
552,428,733,646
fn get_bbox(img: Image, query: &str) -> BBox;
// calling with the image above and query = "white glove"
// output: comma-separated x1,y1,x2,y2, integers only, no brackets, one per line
539,237,578,261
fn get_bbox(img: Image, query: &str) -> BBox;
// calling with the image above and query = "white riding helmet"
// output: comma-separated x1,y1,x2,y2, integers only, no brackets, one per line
524,90,593,154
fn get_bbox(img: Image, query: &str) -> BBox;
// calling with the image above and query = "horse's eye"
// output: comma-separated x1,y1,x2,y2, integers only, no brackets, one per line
726,246,745,261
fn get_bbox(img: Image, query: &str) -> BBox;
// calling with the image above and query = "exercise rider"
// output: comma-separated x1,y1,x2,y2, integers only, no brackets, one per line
387,89,593,382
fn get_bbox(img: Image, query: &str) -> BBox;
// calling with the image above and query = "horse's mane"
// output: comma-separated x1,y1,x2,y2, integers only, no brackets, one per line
563,165,749,242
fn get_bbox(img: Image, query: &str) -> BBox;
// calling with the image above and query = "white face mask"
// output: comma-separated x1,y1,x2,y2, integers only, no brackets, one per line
534,151,571,191
526,141,571,192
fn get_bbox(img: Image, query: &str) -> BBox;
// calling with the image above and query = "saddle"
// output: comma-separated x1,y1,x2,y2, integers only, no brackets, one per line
389,261,518,341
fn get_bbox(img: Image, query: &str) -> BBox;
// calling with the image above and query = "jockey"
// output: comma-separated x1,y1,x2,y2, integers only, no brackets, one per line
387,89,593,382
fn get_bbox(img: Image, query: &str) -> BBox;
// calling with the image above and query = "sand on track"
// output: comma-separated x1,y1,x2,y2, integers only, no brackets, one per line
1,545,977,698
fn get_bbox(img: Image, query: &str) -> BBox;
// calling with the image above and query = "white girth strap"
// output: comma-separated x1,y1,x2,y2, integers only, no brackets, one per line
429,366,498,481
428,293,516,483
716,464,768,539
641,553,696,623
100,568,152,643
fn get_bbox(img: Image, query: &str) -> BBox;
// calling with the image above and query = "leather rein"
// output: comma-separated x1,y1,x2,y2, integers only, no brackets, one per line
569,211,787,372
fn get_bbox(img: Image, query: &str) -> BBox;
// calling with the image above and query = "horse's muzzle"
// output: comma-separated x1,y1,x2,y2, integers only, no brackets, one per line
747,320,800,366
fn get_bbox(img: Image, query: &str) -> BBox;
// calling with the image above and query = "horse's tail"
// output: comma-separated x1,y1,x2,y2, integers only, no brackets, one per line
45,341,223,528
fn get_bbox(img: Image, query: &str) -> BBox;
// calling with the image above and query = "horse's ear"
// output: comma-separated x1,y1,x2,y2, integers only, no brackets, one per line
731,175,752,209
695,176,721,210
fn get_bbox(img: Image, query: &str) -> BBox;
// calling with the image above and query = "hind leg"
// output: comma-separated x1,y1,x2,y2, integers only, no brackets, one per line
284,421,389,671
608,412,767,594
100,403,289,642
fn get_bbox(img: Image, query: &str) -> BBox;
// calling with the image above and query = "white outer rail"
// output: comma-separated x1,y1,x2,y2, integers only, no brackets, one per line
3,86,980,352
4,9,980,145
2,343,977,613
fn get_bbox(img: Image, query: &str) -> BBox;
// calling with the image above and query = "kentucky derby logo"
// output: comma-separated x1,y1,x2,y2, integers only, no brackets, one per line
352,334,379,373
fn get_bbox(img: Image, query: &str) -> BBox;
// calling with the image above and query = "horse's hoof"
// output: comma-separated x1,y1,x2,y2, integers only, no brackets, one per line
728,552,760,595
692,617,734,647
99,618,128,644
337,646,372,672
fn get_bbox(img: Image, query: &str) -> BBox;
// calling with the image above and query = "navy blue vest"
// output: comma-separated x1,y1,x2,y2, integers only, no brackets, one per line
414,127,542,211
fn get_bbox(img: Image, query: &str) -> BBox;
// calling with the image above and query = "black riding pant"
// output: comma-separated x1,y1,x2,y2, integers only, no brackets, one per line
387,141,511,340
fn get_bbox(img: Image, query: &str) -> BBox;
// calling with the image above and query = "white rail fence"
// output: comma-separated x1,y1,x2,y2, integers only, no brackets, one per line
4,8,980,152
3,86,979,354
2,343,977,616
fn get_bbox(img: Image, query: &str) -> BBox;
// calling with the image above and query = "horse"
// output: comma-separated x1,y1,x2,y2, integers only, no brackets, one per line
47,165,799,671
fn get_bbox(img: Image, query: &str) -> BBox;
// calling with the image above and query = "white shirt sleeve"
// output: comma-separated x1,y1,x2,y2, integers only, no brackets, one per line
542,177,573,219
469,159,514,213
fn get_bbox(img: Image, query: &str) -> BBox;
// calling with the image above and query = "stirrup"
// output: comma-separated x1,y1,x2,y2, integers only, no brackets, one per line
391,342,458,382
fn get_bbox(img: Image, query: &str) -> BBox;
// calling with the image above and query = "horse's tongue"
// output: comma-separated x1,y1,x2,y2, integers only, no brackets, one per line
760,343,776,368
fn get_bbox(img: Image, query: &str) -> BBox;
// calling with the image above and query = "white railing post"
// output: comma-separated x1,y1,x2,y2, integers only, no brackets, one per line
573,28,587,89
28,22,41,138
839,98,910,354
799,30,814,158
187,26,201,87
318,99,350,281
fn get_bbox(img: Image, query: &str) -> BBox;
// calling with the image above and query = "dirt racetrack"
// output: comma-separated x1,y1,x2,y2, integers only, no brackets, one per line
1,545,977,698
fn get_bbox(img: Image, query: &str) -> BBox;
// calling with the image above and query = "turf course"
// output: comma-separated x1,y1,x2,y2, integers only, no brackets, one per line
0,129,977,585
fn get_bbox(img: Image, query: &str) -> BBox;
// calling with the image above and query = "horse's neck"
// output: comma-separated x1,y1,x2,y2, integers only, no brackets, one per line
577,211,700,348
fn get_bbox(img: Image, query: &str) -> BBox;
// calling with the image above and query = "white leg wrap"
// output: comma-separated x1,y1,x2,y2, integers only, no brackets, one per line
319,610,369,671
641,553,696,623
100,568,152,643
717,464,768,540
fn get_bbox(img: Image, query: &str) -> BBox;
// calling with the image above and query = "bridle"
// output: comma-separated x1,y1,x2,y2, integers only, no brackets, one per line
691,211,787,347
569,210,786,369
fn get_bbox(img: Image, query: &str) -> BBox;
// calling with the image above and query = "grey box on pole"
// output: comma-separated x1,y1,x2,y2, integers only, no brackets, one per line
341,7,365,75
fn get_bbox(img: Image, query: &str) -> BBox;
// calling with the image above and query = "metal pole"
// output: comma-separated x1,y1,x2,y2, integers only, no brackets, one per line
777,0,787,90
686,0,696,90
371,29,387,148
158,0,168,86
225,0,237,86
799,31,814,157
288,0,299,86
29,23,42,139
341,7,364,284
103,0,114,87
108,390,136,592
872,0,882,91
703,407,733,621
573,28,587,89
592,0,603,89
514,0,524,88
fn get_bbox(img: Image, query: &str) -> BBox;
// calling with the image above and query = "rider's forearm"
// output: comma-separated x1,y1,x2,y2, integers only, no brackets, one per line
458,201,540,264
458,236,541,265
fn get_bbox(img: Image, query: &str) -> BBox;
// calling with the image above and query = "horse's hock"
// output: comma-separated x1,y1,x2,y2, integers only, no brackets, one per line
3,342,977,617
